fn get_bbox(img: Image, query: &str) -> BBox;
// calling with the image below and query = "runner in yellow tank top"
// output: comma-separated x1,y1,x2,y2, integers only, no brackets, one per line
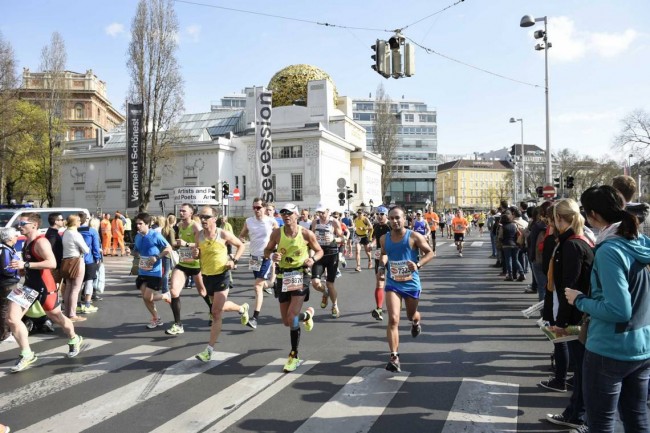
264,203,323,373
353,209,374,271
193,206,248,363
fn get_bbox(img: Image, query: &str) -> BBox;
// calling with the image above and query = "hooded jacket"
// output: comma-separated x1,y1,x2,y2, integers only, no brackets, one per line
575,223,650,361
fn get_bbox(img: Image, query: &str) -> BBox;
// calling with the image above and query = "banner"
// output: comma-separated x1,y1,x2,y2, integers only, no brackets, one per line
126,103,143,209
255,87,274,203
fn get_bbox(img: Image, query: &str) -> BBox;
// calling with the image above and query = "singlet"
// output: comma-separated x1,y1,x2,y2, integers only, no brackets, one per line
23,236,56,293
312,219,338,254
198,228,229,276
413,220,428,236
424,212,439,230
452,217,468,234
134,230,168,277
176,222,200,268
277,225,309,272
246,216,276,257
385,230,421,293
354,217,371,236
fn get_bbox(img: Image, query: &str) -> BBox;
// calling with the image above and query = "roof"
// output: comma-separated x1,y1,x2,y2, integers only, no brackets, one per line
437,159,514,171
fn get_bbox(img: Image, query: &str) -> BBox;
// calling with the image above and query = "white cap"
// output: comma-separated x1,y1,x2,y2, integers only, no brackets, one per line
280,203,299,214
315,203,327,213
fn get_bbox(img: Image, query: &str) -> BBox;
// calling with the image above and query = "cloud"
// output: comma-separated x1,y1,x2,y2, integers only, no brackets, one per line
186,24,201,42
105,23,125,38
546,16,639,62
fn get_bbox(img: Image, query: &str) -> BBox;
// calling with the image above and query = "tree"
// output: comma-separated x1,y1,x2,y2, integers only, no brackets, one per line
371,83,398,202
39,31,68,206
127,0,184,212
0,31,18,204
614,109,650,161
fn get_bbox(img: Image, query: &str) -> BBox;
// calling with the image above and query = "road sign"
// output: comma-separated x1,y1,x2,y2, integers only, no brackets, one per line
542,185,556,199
233,188,241,201
337,178,346,188
154,193,169,200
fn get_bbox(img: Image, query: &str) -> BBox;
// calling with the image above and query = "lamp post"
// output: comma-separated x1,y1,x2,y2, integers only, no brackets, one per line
520,15,552,186
510,117,524,200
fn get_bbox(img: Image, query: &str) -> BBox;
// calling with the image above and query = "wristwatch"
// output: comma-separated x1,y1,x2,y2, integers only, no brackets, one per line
232,258,239,265
416,262,422,269
24,262,30,269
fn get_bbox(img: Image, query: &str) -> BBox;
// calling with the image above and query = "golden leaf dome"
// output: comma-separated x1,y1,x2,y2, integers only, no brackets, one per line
267,64,338,108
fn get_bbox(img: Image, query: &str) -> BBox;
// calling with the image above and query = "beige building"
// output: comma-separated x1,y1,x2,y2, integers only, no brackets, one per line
18,68,124,142
436,159,513,210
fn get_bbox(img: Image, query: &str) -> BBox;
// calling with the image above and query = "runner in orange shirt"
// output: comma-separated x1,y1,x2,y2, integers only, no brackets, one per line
451,209,469,257
111,212,126,256
100,213,112,256
423,207,439,257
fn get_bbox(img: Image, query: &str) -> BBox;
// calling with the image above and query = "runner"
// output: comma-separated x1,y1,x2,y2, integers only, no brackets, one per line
341,211,353,257
412,210,431,253
238,198,278,329
264,203,323,372
451,209,469,257
194,206,248,362
6,213,84,372
379,206,433,372
370,206,391,320
445,211,453,239
423,207,439,257
163,203,211,336
310,204,344,318
353,209,373,271
132,213,173,329
477,211,487,236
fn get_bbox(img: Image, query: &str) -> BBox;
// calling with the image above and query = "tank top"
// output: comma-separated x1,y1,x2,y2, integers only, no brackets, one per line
413,220,427,236
354,217,370,236
246,216,275,257
23,236,56,293
313,219,337,254
278,225,309,271
385,230,421,293
198,228,229,276
177,222,200,268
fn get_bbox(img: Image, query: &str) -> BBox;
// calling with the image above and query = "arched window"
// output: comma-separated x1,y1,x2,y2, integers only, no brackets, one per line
75,103,84,119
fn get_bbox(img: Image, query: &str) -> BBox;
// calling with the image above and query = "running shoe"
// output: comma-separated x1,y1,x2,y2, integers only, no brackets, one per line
331,305,340,318
11,352,37,372
320,290,329,309
165,323,185,335
545,414,584,429
263,281,273,294
411,321,422,338
247,317,258,330
80,305,99,314
459,252,463,257
283,351,300,373
161,292,172,304
340,257,347,269
335,269,342,279
195,347,212,362
68,335,83,358
385,354,401,373
240,303,250,326
91,294,103,301
146,316,163,329
208,312,213,326
304,307,315,332
371,308,383,321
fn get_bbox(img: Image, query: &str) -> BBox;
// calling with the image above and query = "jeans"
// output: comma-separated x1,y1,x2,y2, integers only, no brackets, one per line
532,262,547,302
563,340,586,423
583,349,650,433
503,247,522,277
518,249,529,273
490,231,497,256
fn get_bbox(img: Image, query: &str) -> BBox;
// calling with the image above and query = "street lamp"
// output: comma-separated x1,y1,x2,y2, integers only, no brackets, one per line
520,14,552,186
510,117,524,200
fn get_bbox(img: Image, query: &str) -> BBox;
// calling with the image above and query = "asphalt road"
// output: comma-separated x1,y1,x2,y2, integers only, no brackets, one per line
0,230,585,433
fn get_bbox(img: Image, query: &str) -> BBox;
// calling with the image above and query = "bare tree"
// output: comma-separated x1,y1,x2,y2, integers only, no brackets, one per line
614,109,650,162
39,31,68,206
0,31,18,204
371,83,398,202
127,0,184,212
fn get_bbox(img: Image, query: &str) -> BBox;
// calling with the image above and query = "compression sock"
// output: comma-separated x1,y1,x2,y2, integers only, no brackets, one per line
171,297,181,323
290,328,301,353
374,287,384,309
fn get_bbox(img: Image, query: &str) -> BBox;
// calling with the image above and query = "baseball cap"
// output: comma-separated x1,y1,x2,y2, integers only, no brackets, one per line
315,203,327,213
416,209,423,215
376,206,388,214
280,203,299,214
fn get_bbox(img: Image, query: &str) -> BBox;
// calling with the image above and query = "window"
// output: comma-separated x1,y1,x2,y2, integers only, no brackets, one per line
404,114,414,123
74,130,84,140
355,102,374,111
291,174,302,201
400,103,409,110
242,175,246,200
272,145,302,159
419,114,436,123
75,103,84,119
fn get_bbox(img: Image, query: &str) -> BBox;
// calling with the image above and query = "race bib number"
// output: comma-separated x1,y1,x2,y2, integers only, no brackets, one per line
374,249,382,260
316,232,334,245
139,256,154,271
281,270,304,292
455,224,465,232
389,260,413,282
249,255,262,271
8,285,38,309
178,247,194,263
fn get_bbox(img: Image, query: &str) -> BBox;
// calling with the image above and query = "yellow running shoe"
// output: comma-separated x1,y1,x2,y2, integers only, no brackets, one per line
283,351,301,373
304,307,315,332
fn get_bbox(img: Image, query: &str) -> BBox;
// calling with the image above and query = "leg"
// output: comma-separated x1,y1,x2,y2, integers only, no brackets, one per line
44,307,77,339
385,290,402,354
404,297,420,324
7,300,30,353
355,242,361,270
583,350,624,432
142,286,159,319
208,290,230,347
618,358,650,432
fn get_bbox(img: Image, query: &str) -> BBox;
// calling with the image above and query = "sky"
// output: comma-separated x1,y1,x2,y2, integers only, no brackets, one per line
2,0,649,163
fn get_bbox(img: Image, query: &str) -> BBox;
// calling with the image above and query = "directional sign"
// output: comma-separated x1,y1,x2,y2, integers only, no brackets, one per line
154,193,170,200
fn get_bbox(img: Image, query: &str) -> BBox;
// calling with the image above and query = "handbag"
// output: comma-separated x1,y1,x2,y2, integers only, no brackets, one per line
578,314,590,345
61,257,82,280
94,262,106,294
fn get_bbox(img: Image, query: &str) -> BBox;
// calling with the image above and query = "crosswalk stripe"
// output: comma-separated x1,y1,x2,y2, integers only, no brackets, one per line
0,338,110,378
441,378,519,433
470,242,484,247
154,358,318,433
20,351,238,433
293,367,409,433
0,344,162,412
0,334,56,355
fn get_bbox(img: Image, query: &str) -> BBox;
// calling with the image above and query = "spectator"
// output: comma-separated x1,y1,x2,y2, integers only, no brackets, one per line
77,214,102,313
612,175,650,224
0,227,21,342
61,215,89,322
44,212,65,286
498,211,522,281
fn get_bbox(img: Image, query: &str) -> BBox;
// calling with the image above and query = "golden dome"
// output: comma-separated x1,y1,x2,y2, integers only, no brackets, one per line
267,64,338,108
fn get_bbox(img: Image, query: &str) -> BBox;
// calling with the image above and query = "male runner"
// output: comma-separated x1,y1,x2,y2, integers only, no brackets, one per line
194,206,248,362
379,206,433,372
353,209,373,271
370,206,391,320
423,207,439,257
264,203,323,372
451,209,469,257
163,203,211,335
239,198,278,329
341,211,353,257
6,213,84,372
412,210,431,245
310,204,344,318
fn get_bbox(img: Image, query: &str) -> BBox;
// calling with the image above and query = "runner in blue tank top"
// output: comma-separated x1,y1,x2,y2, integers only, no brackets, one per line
379,206,434,373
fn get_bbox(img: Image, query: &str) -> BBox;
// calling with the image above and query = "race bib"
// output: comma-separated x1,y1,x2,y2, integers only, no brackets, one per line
178,247,194,263
374,249,382,260
316,232,334,245
389,260,413,282
139,256,154,271
281,270,304,292
249,255,262,271
8,285,38,309
455,224,465,231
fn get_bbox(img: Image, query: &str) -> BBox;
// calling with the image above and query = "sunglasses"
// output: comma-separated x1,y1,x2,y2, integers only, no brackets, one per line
199,215,213,220
279,210,294,216
19,221,33,226
253,206,263,210
378,213,386,216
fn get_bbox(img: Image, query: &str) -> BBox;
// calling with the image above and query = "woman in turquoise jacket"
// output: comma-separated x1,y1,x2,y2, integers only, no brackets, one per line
566,185,650,433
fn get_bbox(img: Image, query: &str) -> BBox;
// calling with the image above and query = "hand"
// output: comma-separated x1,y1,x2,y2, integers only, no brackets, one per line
9,259,24,270
148,257,157,266
565,288,582,306
191,247,200,259
303,257,314,268
271,252,281,263
226,259,235,270
407,260,418,271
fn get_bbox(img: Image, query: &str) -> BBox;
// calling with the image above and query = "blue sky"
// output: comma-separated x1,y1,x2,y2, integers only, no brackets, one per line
2,0,648,162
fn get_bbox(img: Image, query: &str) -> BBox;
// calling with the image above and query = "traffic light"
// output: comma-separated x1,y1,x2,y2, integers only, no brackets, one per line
346,188,353,200
565,176,575,189
338,192,345,206
371,40,390,78
222,182,229,198
536,186,543,197
553,177,561,189
404,43,415,77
